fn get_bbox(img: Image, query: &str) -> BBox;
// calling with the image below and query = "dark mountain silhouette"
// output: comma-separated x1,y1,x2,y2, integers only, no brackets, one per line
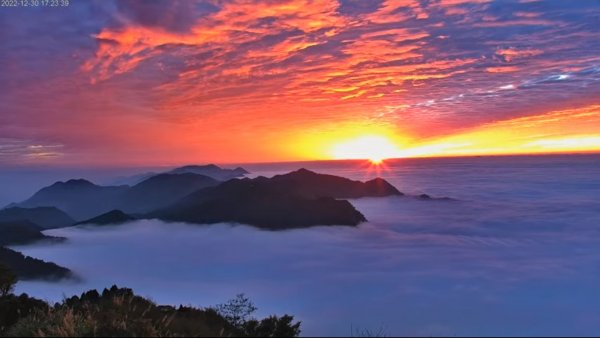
155,194,365,229
15,179,128,221
117,173,219,213
111,164,249,186
0,221,60,246
0,207,74,229
0,219,69,281
268,168,403,198
167,164,249,181
0,247,72,280
0,219,70,282
150,169,400,229
14,174,221,220
12,168,402,229
75,210,135,226
110,171,157,186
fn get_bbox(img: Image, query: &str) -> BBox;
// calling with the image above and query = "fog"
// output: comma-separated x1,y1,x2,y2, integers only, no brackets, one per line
8,155,600,336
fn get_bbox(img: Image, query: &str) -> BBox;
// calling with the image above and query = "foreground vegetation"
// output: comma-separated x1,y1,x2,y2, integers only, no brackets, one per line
0,264,300,337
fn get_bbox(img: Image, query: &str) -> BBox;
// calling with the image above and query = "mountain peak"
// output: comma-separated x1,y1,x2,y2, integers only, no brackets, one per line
175,164,221,171
53,179,97,188
233,167,250,174
166,164,249,180
76,209,135,226
291,168,317,176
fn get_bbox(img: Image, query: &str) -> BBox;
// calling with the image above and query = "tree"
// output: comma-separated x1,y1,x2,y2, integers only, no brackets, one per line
215,293,257,329
243,315,302,337
0,264,17,297
215,294,301,337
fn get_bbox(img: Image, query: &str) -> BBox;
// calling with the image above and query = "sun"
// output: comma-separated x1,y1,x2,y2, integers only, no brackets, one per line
330,135,401,164
369,157,384,165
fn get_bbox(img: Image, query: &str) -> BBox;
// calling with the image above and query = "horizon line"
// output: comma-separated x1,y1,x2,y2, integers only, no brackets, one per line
2,150,599,171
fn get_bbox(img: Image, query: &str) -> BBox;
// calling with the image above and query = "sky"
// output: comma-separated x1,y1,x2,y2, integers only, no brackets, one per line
0,0,599,166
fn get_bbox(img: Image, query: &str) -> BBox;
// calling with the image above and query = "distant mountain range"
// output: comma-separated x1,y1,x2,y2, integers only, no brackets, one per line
10,167,402,228
1,164,412,280
0,207,74,229
13,179,129,221
166,164,249,180
111,164,249,186
12,164,248,220
13,174,219,220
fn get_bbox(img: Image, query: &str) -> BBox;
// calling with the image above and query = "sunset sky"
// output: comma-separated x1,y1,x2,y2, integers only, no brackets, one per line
1,0,599,166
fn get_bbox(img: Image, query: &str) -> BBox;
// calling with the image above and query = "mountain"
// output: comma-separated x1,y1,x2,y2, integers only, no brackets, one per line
75,210,135,226
150,169,400,229
14,174,222,221
118,173,219,213
268,168,403,198
0,219,69,281
167,164,249,181
109,164,249,186
155,194,365,229
0,221,60,246
0,207,75,229
15,179,128,221
110,171,157,186
0,247,72,280
12,169,400,229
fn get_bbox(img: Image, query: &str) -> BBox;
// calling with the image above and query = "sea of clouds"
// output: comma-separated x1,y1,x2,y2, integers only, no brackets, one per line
9,155,600,336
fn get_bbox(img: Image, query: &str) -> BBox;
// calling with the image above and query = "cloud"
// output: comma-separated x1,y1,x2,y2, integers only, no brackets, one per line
495,47,543,62
12,172,600,335
0,139,64,164
398,104,600,157
114,0,217,33
524,136,600,150
0,0,599,165
486,66,520,73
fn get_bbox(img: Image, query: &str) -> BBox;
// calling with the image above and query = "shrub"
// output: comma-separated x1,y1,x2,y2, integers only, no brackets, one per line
243,315,302,337
0,284,301,337
0,293,48,335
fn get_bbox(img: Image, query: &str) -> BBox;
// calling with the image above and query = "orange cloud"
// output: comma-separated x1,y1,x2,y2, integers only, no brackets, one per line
364,0,419,24
83,0,348,83
398,104,600,157
486,66,520,73
495,47,543,62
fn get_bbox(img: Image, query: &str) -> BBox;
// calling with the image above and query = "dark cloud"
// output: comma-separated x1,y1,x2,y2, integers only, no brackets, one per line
337,0,383,16
115,0,218,33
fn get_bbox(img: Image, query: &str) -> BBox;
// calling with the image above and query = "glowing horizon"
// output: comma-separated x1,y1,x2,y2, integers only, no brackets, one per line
1,1,599,166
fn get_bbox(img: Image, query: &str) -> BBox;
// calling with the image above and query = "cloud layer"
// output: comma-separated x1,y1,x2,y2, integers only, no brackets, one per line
13,156,600,335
